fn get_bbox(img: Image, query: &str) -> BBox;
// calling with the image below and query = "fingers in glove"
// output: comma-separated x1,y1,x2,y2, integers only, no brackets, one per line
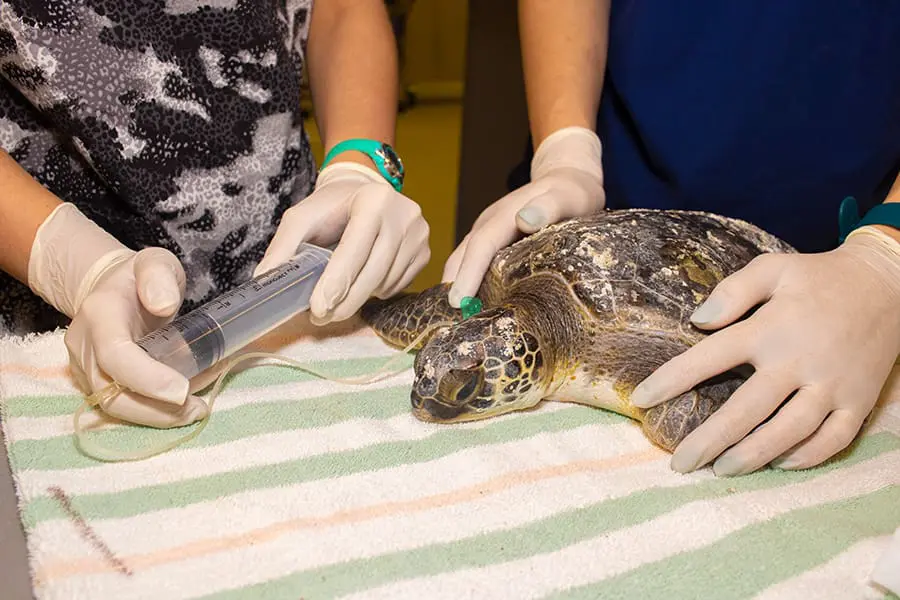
315,227,400,324
668,370,796,473
133,248,186,317
65,338,93,397
515,185,605,234
514,195,554,233
309,201,381,320
100,390,209,429
771,409,864,470
187,359,234,395
78,296,190,404
381,248,431,300
690,254,785,330
710,387,828,476
374,219,430,299
447,223,518,308
631,322,753,410
444,188,534,306
442,234,470,284
253,206,317,277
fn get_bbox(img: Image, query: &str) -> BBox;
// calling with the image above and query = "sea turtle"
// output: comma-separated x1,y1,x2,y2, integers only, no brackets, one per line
360,209,796,452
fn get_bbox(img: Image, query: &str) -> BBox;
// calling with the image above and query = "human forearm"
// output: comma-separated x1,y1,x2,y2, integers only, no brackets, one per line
306,0,398,168
0,150,132,317
518,0,610,146
0,150,62,283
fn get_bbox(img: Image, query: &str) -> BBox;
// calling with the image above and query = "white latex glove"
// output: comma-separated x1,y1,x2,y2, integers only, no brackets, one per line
254,161,430,325
28,203,209,428
443,126,605,307
630,224,900,477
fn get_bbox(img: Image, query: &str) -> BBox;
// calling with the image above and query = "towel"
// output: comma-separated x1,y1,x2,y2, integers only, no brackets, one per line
1,313,899,600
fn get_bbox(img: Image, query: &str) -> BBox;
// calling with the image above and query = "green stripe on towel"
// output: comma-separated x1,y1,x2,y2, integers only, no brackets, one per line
3,355,413,418
547,483,900,600
194,435,899,600
21,405,617,526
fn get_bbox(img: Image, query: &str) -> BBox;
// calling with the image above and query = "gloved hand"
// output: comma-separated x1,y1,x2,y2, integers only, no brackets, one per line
254,161,430,325
630,224,900,476
28,203,209,428
443,126,605,307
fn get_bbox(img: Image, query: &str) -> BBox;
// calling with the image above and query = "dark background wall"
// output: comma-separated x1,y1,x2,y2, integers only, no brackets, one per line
456,0,530,244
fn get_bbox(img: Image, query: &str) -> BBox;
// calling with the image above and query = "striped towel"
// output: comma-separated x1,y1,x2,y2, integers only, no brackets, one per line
1,314,899,600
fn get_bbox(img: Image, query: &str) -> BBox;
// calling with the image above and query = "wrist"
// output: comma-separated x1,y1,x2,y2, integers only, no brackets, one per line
531,115,596,151
320,138,405,192
531,126,603,182
314,160,391,190
872,223,900,245
28,203,134,318
838,197,900,244
842,225,900,286
323,149,380,173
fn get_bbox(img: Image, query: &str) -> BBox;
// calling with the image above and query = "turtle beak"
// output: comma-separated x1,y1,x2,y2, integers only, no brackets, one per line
410,391,468,422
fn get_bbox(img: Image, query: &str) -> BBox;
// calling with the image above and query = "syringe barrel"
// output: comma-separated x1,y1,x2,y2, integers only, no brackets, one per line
135,243,332,380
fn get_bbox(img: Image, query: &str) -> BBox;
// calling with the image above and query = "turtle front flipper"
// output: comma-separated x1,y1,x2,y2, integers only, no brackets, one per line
639,371,744,452
360,282,464,350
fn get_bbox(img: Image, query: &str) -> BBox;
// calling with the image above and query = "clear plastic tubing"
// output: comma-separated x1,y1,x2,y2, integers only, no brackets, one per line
135,243,332,380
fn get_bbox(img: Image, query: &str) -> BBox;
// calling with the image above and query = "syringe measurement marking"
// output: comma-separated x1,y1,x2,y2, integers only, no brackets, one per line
140,257,326,366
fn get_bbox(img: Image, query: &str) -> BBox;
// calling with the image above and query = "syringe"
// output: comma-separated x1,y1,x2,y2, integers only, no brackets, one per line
135,242,332,381
75,240,436,462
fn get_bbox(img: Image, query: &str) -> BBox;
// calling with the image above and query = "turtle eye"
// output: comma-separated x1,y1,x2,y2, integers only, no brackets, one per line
451,370,481,404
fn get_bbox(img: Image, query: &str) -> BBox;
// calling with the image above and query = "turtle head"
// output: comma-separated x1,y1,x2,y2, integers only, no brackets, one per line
409,307,548,422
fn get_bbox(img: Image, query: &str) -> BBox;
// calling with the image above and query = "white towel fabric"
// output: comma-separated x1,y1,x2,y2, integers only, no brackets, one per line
872,526,900,595
1,313,898,600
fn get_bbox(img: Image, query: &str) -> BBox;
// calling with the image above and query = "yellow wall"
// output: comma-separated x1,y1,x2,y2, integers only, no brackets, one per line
403,0,468,91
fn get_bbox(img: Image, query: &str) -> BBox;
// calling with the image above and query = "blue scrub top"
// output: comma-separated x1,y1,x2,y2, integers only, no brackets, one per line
508,1,900,253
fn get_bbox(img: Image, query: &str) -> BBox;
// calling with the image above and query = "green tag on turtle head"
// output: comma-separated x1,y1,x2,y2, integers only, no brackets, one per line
460,296,483,320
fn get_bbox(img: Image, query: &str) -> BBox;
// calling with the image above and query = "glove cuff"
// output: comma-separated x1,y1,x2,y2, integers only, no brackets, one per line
844,225,900,260
842,224,900,301
314,161,391,191
531,126,604,182
28,203,135,318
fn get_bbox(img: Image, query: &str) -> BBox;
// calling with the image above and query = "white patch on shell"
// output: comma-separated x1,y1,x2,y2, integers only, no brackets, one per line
581,244,617,271
456,341,478,357
495,316,516,337
422,362,436,379
659,266,676,278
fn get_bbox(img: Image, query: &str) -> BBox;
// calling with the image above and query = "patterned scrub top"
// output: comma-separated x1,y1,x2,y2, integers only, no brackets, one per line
0,0,317,336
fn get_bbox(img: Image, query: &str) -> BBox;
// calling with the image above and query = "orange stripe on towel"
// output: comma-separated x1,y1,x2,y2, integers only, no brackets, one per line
34,447,665,585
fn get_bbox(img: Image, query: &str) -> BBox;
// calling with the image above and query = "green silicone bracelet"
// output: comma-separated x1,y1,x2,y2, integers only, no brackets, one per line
320,138,404,192
839,196,900,243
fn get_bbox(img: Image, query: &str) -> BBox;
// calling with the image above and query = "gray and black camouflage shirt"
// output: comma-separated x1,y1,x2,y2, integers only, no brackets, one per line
0,0,317,336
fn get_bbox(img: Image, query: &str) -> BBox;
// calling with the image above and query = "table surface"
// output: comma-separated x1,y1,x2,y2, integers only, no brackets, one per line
1,422,36,600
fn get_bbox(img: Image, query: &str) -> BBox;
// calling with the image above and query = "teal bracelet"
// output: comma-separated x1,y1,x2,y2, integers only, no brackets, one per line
839,196,900,243
320,138,405,192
